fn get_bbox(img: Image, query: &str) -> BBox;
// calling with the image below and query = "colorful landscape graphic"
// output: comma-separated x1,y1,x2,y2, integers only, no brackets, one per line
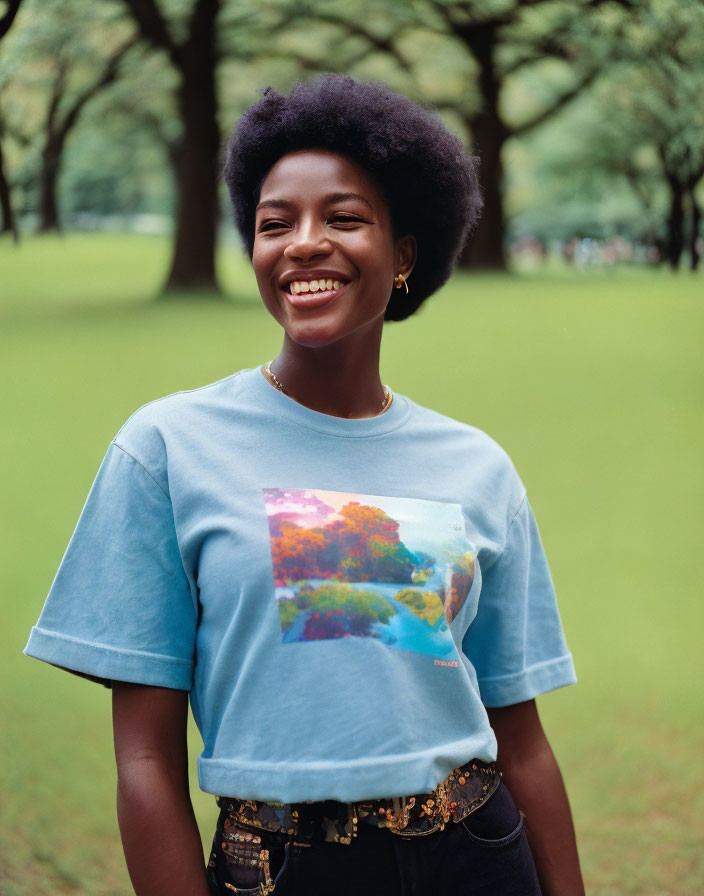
263,488,476,659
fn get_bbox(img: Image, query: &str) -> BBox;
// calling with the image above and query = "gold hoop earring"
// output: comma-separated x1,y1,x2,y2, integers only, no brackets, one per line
394,273,409,294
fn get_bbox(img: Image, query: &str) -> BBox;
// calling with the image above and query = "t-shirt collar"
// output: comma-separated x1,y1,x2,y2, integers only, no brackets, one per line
240,364,411,438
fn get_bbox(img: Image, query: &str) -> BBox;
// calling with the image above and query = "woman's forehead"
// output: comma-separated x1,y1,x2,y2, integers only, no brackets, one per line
259,149,387,209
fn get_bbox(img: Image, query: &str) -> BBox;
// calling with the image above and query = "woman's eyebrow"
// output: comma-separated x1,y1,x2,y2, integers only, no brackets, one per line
324,192,374,211
256,199,293,213
255,193,374,213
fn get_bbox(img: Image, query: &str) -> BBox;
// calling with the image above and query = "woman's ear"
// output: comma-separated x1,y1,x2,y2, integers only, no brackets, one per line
395,234,417,280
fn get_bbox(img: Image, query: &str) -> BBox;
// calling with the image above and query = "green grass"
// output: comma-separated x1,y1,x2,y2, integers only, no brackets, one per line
2,234,702,894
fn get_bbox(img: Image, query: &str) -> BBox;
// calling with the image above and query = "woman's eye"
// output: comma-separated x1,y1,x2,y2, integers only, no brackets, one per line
259,220,289,232
329,215,366,226
258,215,367,233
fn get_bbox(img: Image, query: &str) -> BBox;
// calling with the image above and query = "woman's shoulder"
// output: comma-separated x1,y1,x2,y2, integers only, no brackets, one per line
404,393,516,466
403,393,526,514
110,368,250,470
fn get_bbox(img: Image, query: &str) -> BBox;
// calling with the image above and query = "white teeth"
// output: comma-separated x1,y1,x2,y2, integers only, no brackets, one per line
288,279,345,294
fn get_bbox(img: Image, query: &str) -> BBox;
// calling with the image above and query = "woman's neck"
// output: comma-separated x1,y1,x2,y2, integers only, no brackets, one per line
264,336,388,419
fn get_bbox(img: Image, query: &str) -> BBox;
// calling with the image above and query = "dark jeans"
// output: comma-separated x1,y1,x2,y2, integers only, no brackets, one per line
206,780,542,895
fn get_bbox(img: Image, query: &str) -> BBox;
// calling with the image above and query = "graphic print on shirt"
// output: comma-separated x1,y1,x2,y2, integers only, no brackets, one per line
263,488,476,661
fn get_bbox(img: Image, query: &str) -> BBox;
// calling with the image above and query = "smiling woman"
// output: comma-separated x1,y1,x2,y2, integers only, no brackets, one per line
251,149,415,361
221,74,482,419
24,74,583,896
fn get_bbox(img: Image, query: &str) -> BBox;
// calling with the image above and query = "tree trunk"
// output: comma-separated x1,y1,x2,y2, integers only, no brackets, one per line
0,1,23,42
38,135,62,232
0,138,18,241
689,189,701,272
665,175,685,270
459,113,507,269
458,25,508,271
164,39,220,291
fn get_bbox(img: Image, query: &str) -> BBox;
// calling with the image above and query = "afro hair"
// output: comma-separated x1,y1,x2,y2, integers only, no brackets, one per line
222,74,482,321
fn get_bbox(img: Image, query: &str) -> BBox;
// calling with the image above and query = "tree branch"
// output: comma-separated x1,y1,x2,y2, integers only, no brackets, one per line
623,164,652,211
45,61,69,139
57,36,140,141
498,22,585,76
0,0,22,41
113,97,181,171
686,164,704,193
518,0,637,7
186,0,220,56
223,37,383,78
585,0,639,7
294,10,413,72
511,67,599,137
0,117,31,147
120,0,181,67
425,0,513,32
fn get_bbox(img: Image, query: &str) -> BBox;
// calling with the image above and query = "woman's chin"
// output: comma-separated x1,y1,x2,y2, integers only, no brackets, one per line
281,308,385,350
284,323,347,349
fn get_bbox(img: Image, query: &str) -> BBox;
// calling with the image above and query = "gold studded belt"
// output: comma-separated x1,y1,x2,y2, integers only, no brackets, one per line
216,759,500,844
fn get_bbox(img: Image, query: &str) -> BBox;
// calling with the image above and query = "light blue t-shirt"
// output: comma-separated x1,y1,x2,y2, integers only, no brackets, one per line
24,365,576,803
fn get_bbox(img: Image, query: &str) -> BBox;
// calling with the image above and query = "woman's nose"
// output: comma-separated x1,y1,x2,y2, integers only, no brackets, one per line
283,218,332,262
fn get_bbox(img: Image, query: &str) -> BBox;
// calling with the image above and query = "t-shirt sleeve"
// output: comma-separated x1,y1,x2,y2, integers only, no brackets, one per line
23,440,197,690
462,494,577,707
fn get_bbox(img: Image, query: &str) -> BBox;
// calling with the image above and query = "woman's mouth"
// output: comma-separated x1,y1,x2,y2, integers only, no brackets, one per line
283,278,350,309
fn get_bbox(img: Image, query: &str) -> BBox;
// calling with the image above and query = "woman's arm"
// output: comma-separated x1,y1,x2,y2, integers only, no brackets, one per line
112,682,211,896
486,699,585,896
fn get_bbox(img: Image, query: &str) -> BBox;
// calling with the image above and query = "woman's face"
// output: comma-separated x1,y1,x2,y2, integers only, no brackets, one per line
252,149,415,349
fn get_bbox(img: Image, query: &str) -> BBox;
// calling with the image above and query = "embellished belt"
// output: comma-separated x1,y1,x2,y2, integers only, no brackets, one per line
216,759,500,844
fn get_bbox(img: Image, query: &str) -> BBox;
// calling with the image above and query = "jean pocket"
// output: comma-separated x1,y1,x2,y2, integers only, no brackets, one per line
461,809,525,847
207,821,292,895
459,782,526,849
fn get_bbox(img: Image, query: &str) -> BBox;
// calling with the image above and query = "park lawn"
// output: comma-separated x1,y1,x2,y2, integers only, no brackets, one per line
1,234,702,895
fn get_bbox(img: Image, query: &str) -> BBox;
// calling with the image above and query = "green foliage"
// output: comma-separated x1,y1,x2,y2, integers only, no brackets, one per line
271,499,416,585
411,566,432,584
0,0,143,217
283,581,398,640
277,597,298,632
294,586,313,610
443,548,474,575
510,0,704,245
2,0,701,253
366,534,417,583
305,582,396,626
394,588,444,627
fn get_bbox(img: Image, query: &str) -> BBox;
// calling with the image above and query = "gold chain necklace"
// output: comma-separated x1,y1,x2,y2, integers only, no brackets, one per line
264,361,393,416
